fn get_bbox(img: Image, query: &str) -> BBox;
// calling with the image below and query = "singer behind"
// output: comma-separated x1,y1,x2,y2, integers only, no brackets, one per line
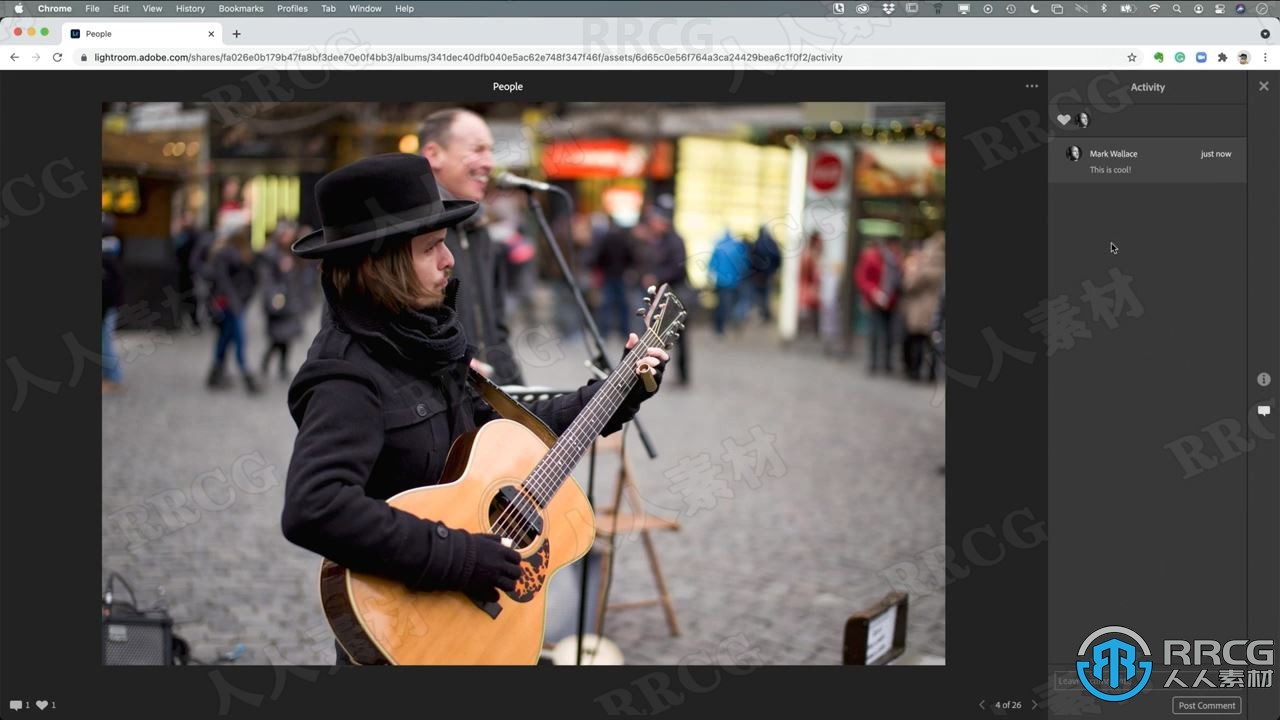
279,153,669,665
420,108,523,385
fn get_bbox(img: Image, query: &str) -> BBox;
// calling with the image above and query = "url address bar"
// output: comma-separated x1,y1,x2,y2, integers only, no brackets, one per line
65,46,1166,69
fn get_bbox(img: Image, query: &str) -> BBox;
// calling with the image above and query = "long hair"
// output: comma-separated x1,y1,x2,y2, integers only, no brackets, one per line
323,236,443,314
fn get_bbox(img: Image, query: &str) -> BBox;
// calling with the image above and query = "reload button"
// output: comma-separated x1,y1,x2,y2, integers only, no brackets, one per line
1172,696,1242,715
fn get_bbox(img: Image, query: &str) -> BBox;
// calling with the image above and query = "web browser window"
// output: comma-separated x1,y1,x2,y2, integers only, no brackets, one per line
0,1,1276,718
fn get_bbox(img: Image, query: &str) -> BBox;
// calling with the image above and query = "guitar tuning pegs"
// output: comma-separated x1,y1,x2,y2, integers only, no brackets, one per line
646,285,657,296
635,307,646,316
643,296,652,305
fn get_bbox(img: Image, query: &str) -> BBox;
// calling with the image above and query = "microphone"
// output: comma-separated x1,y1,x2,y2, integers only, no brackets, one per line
492,171,553,193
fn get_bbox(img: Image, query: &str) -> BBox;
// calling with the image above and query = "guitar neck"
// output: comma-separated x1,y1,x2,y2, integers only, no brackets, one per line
523,339,653,507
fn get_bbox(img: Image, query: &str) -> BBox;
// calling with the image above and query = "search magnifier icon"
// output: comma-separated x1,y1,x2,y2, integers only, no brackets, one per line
1173,2,1182,10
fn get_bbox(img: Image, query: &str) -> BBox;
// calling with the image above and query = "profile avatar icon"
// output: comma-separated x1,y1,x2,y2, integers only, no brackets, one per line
1238,51,1251,65
1077,112,1090,128
1067,145,1082,162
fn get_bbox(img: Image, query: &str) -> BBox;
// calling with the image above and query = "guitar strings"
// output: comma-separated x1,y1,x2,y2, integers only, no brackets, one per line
487,326,665,542
521,325,662,506
488,326,663,542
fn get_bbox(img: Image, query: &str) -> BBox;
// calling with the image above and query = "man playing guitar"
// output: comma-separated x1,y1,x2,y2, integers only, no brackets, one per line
280,153,669,665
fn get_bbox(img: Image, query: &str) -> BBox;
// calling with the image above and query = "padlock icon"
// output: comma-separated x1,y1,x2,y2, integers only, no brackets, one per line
80,53,87,62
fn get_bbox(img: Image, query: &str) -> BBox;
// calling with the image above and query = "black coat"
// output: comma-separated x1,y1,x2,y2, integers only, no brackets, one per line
211,246,257,316
445,217,523,386
281,318,637,593
590,227,635,280
644,229,694,311
102,252,123,319
647,229,689,289
258,246,306,344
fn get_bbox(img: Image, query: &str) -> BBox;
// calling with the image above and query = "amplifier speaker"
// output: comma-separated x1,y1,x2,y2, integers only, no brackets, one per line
102,603,173,666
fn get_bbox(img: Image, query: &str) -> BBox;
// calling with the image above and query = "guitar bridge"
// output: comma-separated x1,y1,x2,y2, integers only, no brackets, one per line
469,595,503,619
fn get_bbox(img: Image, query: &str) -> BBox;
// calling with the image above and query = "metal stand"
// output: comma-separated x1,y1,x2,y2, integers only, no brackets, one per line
516,186,661,666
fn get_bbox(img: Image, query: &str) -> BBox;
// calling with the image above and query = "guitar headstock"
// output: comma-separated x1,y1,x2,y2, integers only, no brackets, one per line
635,284,687,348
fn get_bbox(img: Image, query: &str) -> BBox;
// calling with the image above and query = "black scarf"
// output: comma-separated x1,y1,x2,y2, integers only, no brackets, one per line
322,274,476,437
321,273,470,375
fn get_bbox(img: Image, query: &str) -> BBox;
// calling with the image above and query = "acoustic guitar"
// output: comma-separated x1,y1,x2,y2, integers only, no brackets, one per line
320,285,686,665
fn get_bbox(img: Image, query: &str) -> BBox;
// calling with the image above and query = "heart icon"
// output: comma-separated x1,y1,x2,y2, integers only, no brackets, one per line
35,701,47,710
1056,114,1072,126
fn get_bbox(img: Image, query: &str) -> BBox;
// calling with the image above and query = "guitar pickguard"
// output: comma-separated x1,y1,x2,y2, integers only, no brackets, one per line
507,539,551,602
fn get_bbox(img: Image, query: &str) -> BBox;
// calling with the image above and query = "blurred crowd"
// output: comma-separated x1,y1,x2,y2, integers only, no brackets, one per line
852,231,946,382
100,200,322,396
100,102,944,398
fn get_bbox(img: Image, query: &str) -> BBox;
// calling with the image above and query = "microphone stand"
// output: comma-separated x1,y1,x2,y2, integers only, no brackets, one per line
516,186,659,666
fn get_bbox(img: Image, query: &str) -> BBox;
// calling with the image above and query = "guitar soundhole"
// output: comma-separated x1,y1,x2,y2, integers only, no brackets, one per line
487,485,543,551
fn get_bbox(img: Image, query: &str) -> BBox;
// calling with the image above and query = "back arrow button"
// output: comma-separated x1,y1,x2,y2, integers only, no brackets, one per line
9,53,18,61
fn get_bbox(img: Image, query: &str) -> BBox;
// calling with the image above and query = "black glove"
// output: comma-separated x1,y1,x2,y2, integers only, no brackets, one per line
622,351,665,408
461,532,522,603
601,341,666,435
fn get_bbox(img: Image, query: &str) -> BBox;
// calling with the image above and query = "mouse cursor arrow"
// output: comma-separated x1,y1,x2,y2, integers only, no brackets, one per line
1109,242,1119,255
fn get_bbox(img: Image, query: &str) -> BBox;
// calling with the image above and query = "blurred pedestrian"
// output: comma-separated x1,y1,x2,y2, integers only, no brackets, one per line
854,235,904,374
708,228,749,336
189,224,217,327
172,209,201,330
101,214,124,394
421,108,523,385
747,223,782,323
901,232,945,381
798,231,823,337
638,205,691,384
205,220,260,394
589,217,636,339
259,221,306,381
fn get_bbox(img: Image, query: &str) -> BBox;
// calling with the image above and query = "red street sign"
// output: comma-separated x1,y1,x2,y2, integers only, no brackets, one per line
810,151,844,192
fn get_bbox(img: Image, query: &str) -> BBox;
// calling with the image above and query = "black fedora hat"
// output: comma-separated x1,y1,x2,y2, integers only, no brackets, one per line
292,153,479,260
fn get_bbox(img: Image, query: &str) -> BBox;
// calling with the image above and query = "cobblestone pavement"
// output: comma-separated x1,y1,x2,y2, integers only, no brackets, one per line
102,301,945,666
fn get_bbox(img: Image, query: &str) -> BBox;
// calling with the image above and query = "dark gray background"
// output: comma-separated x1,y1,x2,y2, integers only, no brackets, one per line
1047,70,1279,720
